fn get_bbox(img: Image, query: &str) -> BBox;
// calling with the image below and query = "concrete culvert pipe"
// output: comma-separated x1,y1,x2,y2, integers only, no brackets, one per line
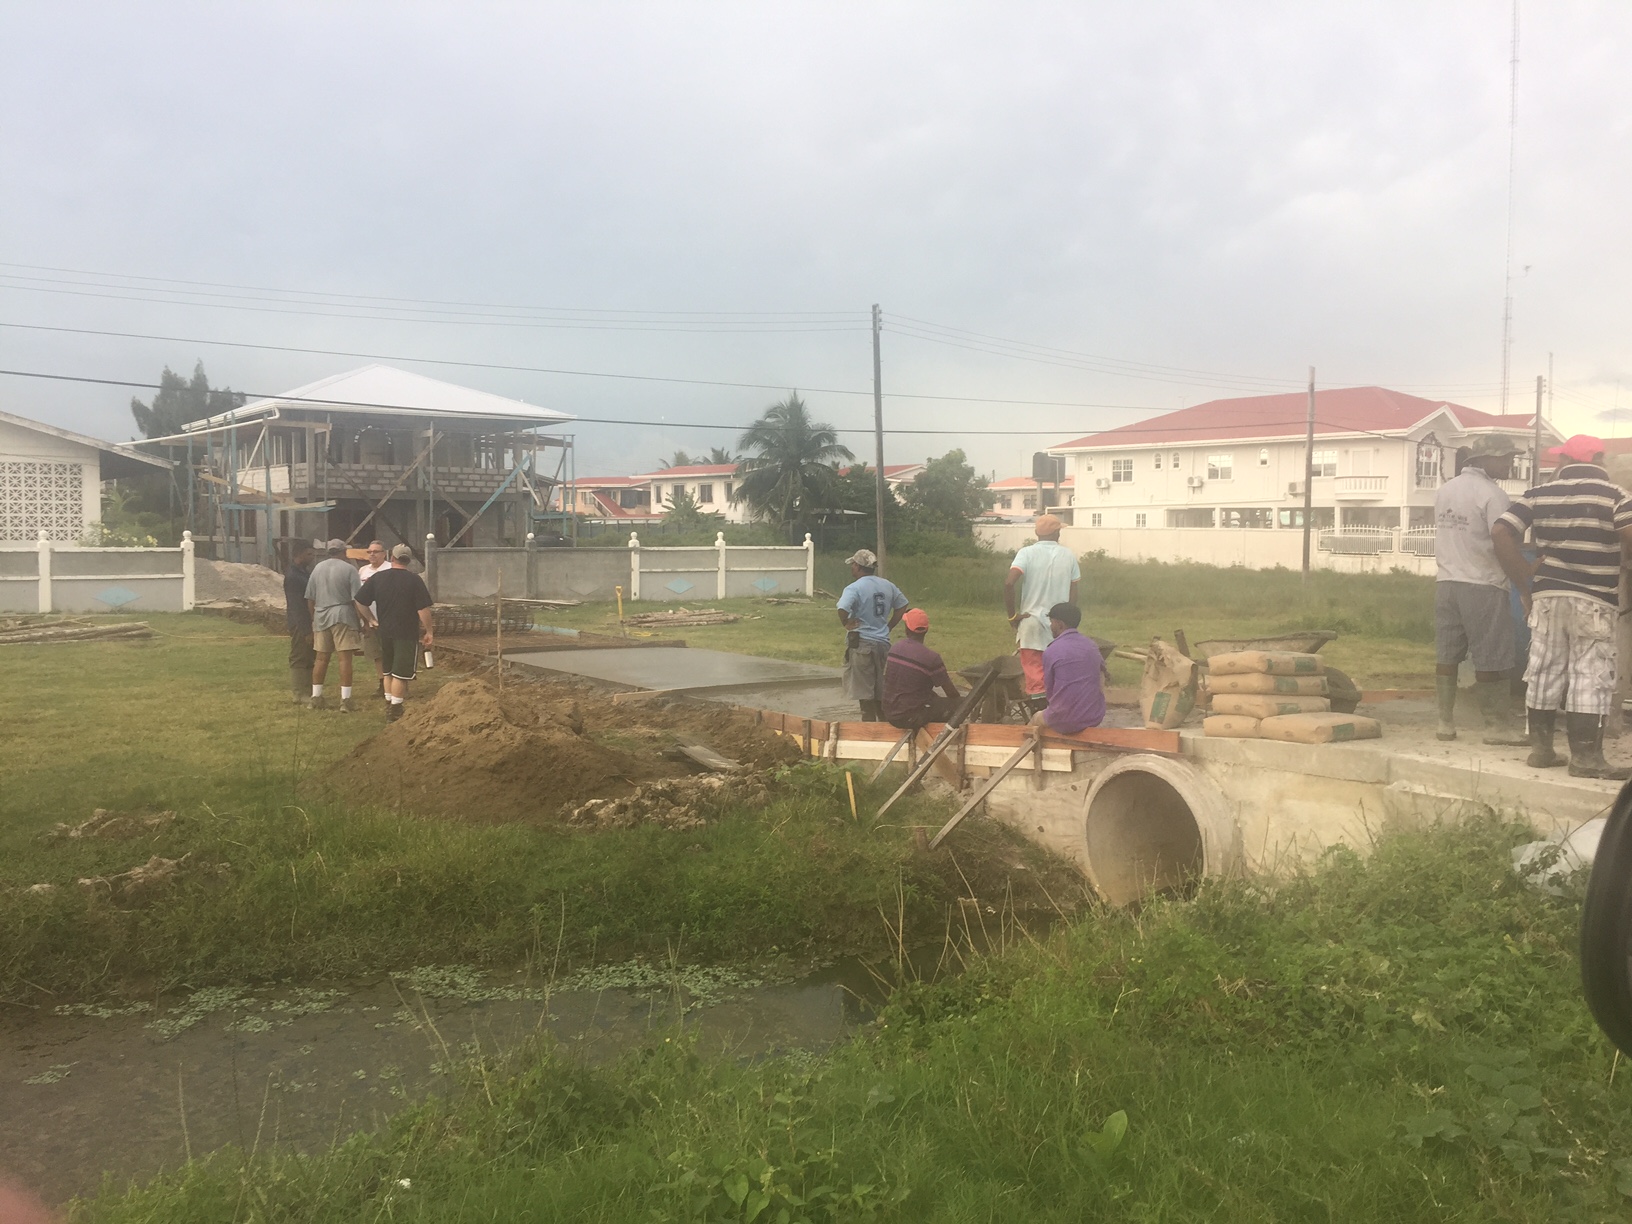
1081,755,1238,907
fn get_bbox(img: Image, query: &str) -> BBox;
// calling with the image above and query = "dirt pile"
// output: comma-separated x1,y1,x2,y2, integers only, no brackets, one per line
195,559,284,605
327,674,802,823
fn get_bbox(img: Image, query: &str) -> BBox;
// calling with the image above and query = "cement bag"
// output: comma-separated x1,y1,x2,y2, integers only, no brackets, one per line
1205,672,1330,696
1206,650,1325,677
1259,712,1381,743
1140,637,1198,729
1212,694,1331,719
1203,714,1262,738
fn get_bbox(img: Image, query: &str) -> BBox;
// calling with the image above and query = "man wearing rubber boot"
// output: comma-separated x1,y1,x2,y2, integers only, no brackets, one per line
1493,434,1632,779
1431,435,1528,745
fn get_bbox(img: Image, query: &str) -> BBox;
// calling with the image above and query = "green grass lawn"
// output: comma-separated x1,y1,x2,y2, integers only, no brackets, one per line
532,551,1438,688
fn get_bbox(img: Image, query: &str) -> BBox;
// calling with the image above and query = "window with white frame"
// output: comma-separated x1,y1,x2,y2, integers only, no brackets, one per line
1153,452,1163,469
1111,458,1134,483
998,495,1012,510
1311,449,1337,477
673,484,686,502
1414,435,1442,489
1171,452,1181,469
1134,512,1147,527
1023,493,1036,509
698,483,714,503
724,482,734,500
1206,453,1233,480
1259,448,1270,466
1090,512,1102,527
1084,457,1094,473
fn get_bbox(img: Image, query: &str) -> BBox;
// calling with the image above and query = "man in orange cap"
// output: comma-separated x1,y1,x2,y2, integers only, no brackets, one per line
882,607,961,728
1493,434,1632,779
1004,512,1080,711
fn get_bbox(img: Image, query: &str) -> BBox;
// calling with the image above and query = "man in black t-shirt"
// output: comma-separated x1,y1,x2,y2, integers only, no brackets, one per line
354,544,435,722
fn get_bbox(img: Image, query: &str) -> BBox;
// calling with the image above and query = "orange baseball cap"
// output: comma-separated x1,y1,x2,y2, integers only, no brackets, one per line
902,608,929,632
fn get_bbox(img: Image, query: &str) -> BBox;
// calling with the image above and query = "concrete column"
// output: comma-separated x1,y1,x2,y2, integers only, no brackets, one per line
423,533,437,600
628,532,641,601
181,530,195,611
36,529,51,614
715,531,727,600
803,532,815,595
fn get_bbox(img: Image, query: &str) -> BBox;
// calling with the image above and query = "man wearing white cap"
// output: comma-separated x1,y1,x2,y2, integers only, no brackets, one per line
836,548,908,721
304,538,364,712
1004,513,1080,708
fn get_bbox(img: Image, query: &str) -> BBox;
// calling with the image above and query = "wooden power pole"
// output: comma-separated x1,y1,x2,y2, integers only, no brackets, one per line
872,303,888,575
1301,367,1316,582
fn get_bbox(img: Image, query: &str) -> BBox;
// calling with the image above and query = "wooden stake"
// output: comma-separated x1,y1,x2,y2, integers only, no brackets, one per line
929,730,1040,851
496,569,503,692
845,770,858,821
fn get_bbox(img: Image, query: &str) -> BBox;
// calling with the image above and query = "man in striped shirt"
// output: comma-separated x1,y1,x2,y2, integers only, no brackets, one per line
1493,434,1632,779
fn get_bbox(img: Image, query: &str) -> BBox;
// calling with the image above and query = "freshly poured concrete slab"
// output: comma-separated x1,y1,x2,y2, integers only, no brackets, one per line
503,646,840,695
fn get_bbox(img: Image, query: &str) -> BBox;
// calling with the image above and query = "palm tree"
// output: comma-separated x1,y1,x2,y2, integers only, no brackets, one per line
733,393,853,533
706,445,738,466
657,450,694,470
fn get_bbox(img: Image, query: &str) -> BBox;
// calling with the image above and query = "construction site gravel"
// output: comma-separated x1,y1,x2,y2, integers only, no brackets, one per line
327,673,804,824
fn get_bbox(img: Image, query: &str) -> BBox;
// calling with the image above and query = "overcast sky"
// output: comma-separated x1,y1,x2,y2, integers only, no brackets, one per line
3,2,1630,478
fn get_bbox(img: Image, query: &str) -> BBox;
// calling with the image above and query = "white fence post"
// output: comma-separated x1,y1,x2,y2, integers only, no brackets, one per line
715,531,728,600
803,533,815,596
36,530,52,614
181,530,196,610
628,532,641,601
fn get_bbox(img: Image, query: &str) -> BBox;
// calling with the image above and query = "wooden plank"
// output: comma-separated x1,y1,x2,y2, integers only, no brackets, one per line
929,731,1039,850
868,725,917,782
960,723,1181,755
674,740,740,772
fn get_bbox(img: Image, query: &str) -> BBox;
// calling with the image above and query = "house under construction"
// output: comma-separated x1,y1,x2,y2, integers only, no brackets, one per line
159,365,575,563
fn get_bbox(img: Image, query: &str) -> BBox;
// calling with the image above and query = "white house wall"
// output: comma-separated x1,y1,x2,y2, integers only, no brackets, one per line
646,477,753,524
0,417,102,542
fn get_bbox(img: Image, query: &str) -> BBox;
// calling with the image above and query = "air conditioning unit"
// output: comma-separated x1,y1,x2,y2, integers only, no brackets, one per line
1287,481,1305,496
1094,477,1111,490
1186,476,1205,490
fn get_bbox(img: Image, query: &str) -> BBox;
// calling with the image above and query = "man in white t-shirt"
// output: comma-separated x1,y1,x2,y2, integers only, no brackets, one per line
1004,514,1080,703
1432,436,1527,746
357,540,390,698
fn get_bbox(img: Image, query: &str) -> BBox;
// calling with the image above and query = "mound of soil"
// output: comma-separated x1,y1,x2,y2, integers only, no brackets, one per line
195,559,285,605
328,674,801,823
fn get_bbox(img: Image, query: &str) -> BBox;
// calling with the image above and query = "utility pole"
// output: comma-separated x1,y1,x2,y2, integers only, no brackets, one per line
872,303,888,575
1533,373,1544,482
1301,367,1316,582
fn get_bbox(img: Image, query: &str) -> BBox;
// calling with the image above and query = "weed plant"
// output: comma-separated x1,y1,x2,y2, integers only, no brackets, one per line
79,819,1632,1221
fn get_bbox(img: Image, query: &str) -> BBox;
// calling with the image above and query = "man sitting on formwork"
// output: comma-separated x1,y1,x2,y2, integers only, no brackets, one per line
1029,603,1105,734
882,608,961,729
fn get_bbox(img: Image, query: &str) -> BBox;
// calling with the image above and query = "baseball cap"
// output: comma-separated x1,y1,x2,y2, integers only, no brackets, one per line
844,548,878,567
1467,434,1519,459
390,543,414,561
1547,434,1606,465
901,608,929,633
325,538,347,553
1034,513,1063,536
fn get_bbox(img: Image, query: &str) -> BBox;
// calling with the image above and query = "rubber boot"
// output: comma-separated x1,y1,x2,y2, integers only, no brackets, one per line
1475,680,1529,746
1435,675,1458,741
1566,713,1632,780
1526,708,1564,769
290,666,311,705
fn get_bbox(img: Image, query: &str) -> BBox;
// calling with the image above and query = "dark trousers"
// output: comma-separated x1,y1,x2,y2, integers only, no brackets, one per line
289,629,315,671
887,693,958,730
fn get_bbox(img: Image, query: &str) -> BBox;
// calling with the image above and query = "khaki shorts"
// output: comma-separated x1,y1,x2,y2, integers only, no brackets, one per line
314,622,363,654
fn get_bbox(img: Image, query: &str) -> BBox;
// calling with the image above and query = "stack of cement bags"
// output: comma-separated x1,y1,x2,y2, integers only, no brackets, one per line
1202,650,1381,742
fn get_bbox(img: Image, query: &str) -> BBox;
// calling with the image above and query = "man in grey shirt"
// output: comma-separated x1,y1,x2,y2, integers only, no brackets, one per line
1432,435,1527,745
304,538,364,712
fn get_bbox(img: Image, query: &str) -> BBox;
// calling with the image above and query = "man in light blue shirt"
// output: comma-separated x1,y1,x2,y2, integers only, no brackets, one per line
836,548,908,721
1003,514,1080,705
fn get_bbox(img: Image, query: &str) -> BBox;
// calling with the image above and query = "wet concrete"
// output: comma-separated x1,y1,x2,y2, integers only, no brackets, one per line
0,963,880,1206
502,646,839,694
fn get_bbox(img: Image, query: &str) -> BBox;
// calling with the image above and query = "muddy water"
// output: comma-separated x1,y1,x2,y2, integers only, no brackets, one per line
0,962,886,1206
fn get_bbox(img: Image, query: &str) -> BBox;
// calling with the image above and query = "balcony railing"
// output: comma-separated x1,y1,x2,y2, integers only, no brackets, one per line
1334,475,1389,499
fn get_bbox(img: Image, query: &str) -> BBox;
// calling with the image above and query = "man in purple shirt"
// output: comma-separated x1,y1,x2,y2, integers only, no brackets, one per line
882,608,962,729
1031,603,1105,734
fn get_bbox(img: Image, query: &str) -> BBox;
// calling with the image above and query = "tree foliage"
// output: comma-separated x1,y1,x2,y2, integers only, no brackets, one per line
706,445,737,466
901,449,989,535
129,362,245,439
658,450,694,470
662,485,725,530
733,393,853,535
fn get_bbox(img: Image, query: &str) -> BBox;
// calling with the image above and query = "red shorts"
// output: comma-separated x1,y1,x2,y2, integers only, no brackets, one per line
1019,648,1045,696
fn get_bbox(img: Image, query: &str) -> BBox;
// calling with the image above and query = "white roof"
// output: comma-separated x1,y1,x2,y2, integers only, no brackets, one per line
185,364,572,431
0,408,170,473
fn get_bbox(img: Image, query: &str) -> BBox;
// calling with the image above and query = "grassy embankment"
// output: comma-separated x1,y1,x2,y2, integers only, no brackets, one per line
0,614,1069,1002
536,552,1437,688
80,819,1632,1221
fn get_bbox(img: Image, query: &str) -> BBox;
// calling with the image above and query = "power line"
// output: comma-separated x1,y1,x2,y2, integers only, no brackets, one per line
0,321,1163,410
